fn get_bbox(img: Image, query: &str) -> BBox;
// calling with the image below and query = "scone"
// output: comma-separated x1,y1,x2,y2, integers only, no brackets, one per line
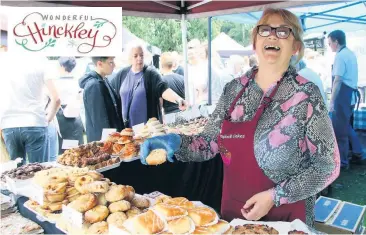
146,149,167,165
109,200,131,213
107,212,128,227
87,221,109,234
125,185,135,201
105,185,128,202
97,193,108,206
165,197,194,209
126,206,142,219
188,207,217,226
131,195,150,209
84,205,109,223
153,203,188,220
74,175,94,194
167,216,194,234
68,193,98,213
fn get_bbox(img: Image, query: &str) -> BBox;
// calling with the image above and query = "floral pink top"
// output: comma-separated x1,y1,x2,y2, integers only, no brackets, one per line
175,66,340,225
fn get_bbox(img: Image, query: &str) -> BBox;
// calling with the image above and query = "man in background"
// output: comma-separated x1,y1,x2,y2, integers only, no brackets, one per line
79,57,123,142
328,30,364,170
160,52,185,114
0,56,60,163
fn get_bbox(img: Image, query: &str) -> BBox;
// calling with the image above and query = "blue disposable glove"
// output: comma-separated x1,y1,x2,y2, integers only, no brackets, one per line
140,134,182,165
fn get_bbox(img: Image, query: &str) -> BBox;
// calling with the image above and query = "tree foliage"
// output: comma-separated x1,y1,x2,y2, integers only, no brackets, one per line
122,16,254,52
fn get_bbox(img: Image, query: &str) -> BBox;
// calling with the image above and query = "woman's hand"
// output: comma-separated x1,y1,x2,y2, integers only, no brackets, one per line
241,190,274,221
178,99,189,111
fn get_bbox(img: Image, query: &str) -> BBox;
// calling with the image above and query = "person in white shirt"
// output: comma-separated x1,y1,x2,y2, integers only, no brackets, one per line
0,56,60,163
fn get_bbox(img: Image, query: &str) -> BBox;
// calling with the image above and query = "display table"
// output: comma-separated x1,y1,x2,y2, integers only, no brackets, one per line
103,154,223,212
17,196,65,234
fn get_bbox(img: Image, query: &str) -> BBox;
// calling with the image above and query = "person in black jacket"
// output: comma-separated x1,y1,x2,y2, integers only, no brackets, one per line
79,57,123,142
110,41,187,128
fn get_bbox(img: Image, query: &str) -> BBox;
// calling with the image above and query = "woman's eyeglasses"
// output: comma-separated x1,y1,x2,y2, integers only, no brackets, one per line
257,25,293,39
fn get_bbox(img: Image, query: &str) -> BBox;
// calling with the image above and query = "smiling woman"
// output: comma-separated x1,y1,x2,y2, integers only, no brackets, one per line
140,8,340,227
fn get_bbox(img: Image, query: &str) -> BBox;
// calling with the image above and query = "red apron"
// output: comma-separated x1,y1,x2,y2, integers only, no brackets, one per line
217,78,306,223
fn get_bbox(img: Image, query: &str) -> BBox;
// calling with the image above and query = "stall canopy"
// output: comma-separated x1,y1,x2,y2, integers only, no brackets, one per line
2,0,323,19
215,1,366,34
212,32,254,58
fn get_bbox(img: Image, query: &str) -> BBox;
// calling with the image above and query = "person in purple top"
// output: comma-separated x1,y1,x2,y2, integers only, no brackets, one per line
110,41,188,128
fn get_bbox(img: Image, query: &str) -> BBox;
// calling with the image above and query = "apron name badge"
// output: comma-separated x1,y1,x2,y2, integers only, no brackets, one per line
220,134,245,139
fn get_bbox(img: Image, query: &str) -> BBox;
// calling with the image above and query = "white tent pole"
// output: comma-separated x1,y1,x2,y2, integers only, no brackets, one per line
181,13,190,105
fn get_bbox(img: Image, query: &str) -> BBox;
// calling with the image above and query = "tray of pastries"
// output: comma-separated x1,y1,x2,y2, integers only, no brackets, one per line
166,117,208,136
229,219,312,235
57,141,121,171
102,128,144,162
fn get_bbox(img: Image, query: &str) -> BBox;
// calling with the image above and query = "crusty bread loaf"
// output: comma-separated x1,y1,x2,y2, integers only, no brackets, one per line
146,149,167,165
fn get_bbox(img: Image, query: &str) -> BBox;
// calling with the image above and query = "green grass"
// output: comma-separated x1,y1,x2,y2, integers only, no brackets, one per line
329,163,366,226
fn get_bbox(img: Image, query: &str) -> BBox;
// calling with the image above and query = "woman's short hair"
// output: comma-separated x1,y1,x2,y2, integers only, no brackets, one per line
58,57,76,73
251,8,305,63
328,30,346,46
124,40,151,65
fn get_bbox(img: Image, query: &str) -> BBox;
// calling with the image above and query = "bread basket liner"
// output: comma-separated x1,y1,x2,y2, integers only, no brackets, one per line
122,209,169,234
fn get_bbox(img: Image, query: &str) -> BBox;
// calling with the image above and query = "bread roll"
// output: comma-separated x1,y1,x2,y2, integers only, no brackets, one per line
188,207,217,226
109,200,131,213
44,182,68,194
105,185,128,202
126,206,142,219
120,128,134,137
66,187,78,196
167,216,193,234
44,192,66,203
131,195,150,209
155,195,172,205
153,203,188,220
124,185,135,201
85,205,109,223
146,149,167,165
68,193,98,213
107,212,128,227
97,193,108,206
165,197,194,209
86,171,104,181
87,221,108,234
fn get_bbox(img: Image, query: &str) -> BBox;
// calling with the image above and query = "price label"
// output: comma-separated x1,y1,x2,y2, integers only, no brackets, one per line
62,205,83,229
132,123,144,135
32,184,44,206
61,139,79,150
101,128,117,141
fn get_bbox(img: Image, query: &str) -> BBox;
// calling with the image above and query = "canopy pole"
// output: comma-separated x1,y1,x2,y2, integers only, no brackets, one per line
181,13,190,105
208,16,212,106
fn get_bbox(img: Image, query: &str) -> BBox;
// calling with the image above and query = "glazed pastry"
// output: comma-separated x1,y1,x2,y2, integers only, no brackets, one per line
167,216,193,234
112,144,124,154
44,182,68,194
86,171,104,181
153,203,187,220
44,193,66,203
66,187,79,196
84,205,109,223
120,128,134,137
97,193,108,206
124,210,165,234
108,200,131,213
207,220,230,234
155,195,172,204
188,207,217,226
165,197,194,209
